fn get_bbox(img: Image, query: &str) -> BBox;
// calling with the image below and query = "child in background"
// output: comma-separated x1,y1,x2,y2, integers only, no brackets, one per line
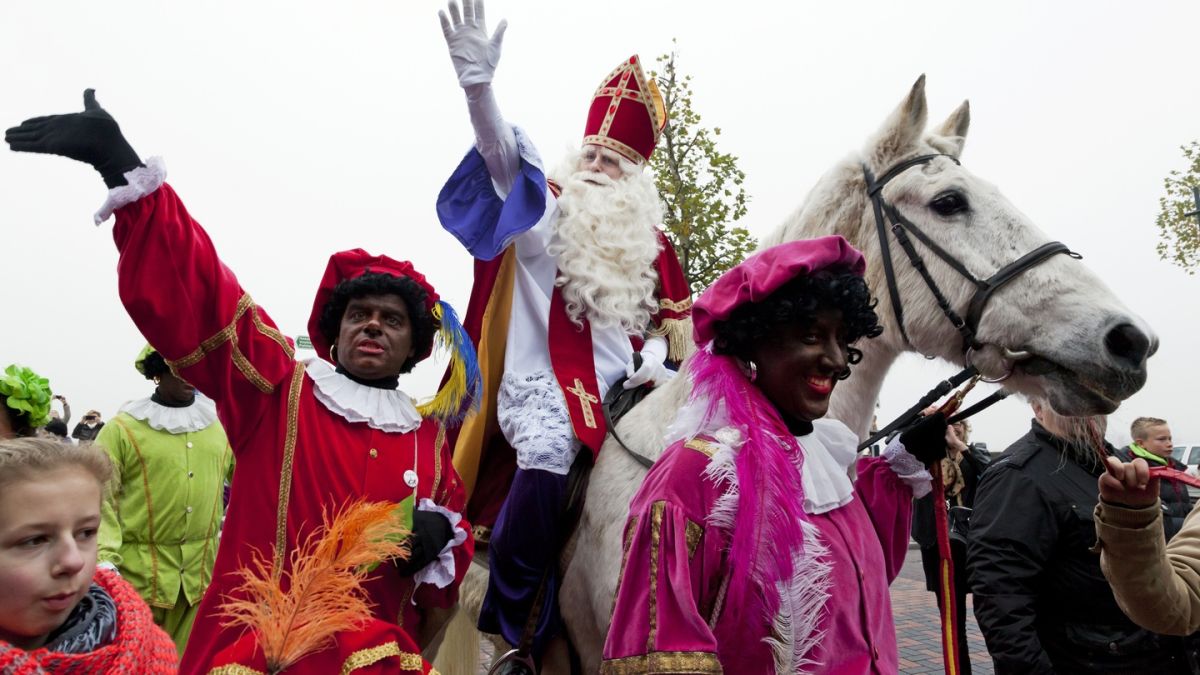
0,437,177,672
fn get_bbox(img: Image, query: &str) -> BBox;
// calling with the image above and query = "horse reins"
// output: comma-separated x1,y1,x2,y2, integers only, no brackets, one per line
859,154,1079,451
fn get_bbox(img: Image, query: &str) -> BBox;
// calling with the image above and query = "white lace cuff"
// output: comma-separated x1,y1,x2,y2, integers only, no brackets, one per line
410,498,468,594
882,436,933,498
94,157,167,225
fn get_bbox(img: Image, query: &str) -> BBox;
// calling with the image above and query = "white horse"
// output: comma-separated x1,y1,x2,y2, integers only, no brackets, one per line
432,75,1157,674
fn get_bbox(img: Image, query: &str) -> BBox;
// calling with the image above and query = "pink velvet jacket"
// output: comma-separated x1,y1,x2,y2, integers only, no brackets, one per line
601,436,915,674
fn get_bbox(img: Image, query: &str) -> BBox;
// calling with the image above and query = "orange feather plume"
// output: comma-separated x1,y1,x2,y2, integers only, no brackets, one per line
217,500,410,673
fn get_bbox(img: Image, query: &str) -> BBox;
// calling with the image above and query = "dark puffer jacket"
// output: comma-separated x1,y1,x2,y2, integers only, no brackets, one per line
968,420,1200,674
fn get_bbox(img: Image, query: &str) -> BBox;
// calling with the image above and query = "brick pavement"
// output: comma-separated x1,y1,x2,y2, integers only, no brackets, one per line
893,552,993,674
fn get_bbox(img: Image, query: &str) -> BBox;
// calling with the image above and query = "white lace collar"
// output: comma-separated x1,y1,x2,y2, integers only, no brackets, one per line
795,418,860,515
120,394,219,434
305,359,423,433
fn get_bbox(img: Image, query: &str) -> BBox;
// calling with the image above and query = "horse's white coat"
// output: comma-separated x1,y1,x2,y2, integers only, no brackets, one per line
433,76,1157,674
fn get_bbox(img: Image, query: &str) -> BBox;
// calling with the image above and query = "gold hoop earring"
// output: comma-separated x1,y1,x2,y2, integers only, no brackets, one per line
329,343,338,363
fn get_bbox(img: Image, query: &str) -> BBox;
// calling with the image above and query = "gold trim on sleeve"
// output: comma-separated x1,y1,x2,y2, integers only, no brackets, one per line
684,438,717,458
166,293,281,394
208,665,267,675
599,651,723,674
341,641,424,674
647,501,666,653
272,362,306,575
685,520,703,560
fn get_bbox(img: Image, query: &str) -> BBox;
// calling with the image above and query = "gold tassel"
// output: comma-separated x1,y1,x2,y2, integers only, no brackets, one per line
650,317,696,363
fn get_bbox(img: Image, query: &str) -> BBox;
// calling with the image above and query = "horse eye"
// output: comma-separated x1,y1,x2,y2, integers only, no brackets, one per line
930,192,968,216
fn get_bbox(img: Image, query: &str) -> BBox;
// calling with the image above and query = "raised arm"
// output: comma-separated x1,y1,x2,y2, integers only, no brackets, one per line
6,91,295,449
439,0,518,193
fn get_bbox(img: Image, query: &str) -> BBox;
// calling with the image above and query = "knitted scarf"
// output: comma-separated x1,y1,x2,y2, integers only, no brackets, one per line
0,569,177,674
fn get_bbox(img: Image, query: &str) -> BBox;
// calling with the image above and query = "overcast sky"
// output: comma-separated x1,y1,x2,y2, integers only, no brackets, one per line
2,0,1197,452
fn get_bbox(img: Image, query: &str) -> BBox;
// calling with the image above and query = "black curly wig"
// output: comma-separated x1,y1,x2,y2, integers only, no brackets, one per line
140,351,171,381
712,268,883,377
317,272,436,374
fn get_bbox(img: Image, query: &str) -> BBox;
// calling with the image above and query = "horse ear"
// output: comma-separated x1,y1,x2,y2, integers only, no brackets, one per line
931,100,971,158
868,74,929,166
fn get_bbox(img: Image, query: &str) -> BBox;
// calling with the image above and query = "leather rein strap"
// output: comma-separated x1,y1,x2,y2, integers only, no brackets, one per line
862,154,1079,354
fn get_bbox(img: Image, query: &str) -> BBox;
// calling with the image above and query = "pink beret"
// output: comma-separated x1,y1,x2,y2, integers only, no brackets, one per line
692,235,867,345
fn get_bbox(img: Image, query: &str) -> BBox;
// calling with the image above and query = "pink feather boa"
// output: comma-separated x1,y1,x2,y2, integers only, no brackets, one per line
684,345,812,628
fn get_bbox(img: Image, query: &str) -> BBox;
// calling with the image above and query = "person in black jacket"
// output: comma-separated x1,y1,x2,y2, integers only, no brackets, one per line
1115,416,1192,541
912,418,990,675
968,399,1199,674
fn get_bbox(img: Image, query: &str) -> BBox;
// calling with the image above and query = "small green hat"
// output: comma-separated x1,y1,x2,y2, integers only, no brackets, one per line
0,364,53,428
134,344,157,376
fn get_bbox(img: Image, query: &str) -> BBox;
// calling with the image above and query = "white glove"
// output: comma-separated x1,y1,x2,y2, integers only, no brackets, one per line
438,0,508,88
624,336,669,389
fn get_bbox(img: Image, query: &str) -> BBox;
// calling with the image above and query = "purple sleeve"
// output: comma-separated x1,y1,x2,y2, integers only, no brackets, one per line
435,128,549,261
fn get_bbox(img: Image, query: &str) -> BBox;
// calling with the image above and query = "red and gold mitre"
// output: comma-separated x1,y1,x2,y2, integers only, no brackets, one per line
582,55,667,164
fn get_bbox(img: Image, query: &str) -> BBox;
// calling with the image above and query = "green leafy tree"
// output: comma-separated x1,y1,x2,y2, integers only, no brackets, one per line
650,46,753,294
1155,140,1200,273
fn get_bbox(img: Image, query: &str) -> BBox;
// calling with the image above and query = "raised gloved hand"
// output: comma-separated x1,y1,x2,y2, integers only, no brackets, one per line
5,89,142,188
900,412,949,466
623,336,668,390
438,0,507,88
393,509,456,576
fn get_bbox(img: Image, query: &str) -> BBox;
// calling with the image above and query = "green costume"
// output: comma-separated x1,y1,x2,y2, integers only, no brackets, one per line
96,393,233,656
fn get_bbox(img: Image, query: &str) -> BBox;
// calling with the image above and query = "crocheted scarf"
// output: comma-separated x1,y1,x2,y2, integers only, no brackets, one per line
0,569,177,674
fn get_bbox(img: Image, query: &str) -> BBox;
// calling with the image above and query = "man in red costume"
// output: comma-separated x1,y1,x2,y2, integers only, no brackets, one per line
6,91,478,674
436,1,692,670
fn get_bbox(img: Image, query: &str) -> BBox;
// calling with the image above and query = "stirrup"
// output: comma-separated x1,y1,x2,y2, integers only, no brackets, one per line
488,649,537,675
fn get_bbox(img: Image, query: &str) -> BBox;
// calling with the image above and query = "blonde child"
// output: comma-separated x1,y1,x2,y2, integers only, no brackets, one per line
0,437,177,672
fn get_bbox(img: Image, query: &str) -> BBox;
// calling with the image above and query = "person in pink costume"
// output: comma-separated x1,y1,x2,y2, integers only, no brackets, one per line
601,236,949,674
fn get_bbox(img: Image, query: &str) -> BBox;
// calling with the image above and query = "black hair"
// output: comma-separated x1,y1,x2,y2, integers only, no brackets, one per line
712,268,884,377
44,418,69,438
140,351,171,381
317,272,436,374
1,397,35,437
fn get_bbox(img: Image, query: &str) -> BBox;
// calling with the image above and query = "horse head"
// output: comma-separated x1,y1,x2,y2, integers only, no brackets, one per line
766,75,1157,436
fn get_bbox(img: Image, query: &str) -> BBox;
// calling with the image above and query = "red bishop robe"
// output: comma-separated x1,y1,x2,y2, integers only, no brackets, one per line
108,182,473,675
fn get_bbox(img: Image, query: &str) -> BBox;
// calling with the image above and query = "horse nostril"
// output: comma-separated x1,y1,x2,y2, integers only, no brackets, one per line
1104,323,1152,367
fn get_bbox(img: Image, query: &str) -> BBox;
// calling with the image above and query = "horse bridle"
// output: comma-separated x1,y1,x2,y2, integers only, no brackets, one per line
863,153,1081,374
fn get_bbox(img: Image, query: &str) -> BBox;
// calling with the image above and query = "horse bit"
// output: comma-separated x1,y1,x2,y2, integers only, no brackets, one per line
858,154,1081,450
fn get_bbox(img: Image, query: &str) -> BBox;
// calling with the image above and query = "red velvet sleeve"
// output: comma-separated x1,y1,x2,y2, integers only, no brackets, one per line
111,184,296,451
412,426,475,609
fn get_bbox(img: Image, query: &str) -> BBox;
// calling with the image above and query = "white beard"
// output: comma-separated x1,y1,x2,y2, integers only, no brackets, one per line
548,152,664,334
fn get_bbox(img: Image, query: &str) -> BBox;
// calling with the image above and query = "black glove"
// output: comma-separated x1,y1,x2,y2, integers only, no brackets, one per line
393,509,455,576
900,412,949,466
5,89,143,188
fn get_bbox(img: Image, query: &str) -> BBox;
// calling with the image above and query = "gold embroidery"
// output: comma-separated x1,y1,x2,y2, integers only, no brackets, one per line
647,501,666,653
272,362,306,575
251,306,295,359
431,423,446,499
684,438,717,458
609,514,640,621
685,520,703,559
657,297,693,313
599,651,723,674
166,293,277,394
341,641,423,674
708,571,731,629
113,417,167,607
565,378,600,429
207,665,266,675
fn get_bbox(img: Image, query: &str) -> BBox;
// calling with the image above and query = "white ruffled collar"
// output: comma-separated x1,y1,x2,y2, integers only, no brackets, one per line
795,418,860,515
305,359,423,433
120,394,219,434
